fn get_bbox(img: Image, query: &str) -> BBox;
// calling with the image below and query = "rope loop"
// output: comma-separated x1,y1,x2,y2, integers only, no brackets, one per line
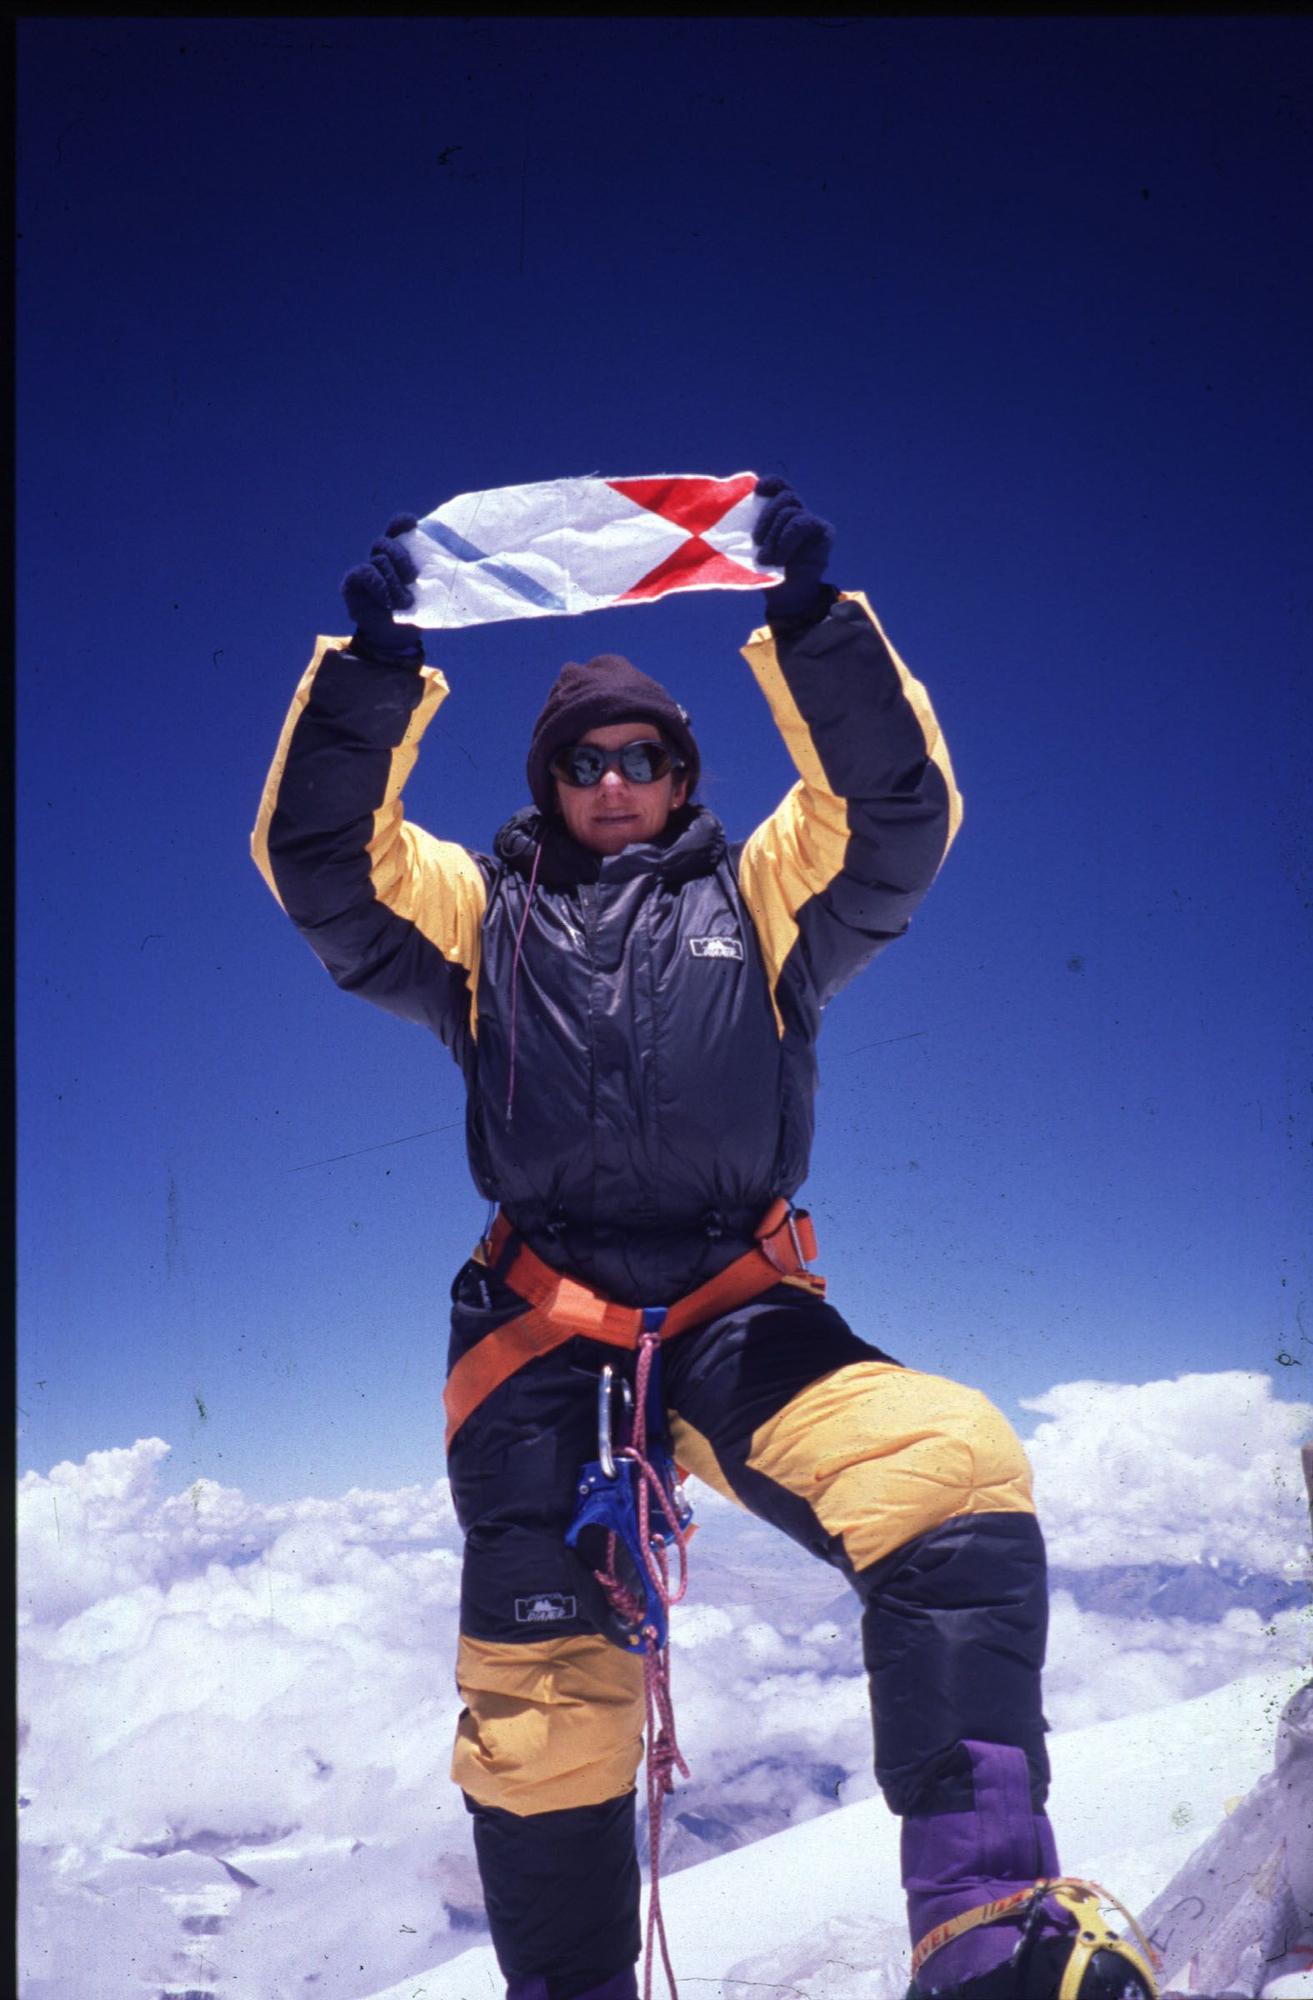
590,1324,690,2000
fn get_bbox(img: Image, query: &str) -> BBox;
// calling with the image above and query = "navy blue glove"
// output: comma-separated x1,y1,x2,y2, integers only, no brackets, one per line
340,514,424,664
753,476,837,629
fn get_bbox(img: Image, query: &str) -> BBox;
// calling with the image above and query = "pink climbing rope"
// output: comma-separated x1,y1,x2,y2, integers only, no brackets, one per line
593,1328,692,2000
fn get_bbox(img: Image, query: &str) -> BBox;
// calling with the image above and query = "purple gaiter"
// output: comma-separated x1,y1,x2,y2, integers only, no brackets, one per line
901,1740,1060,1993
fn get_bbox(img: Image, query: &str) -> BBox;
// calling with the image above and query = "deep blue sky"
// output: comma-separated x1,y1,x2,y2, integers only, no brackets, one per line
18,17,1312,1502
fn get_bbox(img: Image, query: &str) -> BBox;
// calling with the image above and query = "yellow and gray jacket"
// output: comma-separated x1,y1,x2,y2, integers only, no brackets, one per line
252,591,961,1302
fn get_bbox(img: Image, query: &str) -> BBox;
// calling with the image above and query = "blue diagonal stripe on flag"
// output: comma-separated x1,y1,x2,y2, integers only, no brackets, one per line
417,517,567,612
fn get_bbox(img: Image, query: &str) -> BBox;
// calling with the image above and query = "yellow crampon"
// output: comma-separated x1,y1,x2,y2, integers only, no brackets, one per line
911,1877,1161,2000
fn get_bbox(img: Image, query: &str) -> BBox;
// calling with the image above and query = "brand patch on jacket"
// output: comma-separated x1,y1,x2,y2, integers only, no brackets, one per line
689,935,744,961
515,1592,578,1624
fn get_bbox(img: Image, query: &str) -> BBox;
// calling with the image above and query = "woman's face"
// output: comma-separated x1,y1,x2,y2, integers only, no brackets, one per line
554,722,688,855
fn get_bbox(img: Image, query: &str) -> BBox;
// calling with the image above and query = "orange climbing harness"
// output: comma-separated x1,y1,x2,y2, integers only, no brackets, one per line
443,1197,824,1447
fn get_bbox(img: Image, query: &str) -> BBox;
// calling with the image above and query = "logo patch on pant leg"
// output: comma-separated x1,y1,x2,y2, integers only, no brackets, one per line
689,935,744,960
515,1592,578,1624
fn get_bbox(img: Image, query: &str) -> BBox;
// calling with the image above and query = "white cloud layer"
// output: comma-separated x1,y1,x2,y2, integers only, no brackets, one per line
17,1373,1312,1997
1022,1370,1312,1571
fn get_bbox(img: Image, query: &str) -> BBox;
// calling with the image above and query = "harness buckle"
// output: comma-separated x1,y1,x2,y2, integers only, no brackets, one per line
758,1200,814,1277
478,1199,498,1266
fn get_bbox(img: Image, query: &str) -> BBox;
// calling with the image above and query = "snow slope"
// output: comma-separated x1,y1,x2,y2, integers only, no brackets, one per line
361,1667,1309,2000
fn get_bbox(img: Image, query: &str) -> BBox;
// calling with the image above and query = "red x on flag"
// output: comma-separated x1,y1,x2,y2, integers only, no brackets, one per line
607,475,780,601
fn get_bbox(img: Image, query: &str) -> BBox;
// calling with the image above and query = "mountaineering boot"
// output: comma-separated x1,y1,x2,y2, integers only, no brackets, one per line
906,1929,1155,2000
507,1966,639,2000
902,1742,1156,2000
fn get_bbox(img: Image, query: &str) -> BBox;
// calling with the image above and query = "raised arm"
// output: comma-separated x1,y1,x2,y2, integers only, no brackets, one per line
736,483,962,1037
250,517,488,1056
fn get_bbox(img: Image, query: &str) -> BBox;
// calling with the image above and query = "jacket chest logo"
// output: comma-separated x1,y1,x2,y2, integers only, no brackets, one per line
689,935,744,961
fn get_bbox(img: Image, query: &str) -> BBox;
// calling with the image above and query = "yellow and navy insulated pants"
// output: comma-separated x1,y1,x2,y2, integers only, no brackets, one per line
445,1263,1047,2000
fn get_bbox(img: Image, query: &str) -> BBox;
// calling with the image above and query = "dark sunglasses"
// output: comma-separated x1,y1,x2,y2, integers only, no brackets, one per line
549,739,684,788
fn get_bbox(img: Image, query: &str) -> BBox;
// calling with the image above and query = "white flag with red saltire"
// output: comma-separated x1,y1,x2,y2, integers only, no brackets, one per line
396,472,783,629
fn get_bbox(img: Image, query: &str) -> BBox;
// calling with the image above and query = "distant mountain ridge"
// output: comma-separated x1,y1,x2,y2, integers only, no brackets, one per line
1048,1558,1308,1622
